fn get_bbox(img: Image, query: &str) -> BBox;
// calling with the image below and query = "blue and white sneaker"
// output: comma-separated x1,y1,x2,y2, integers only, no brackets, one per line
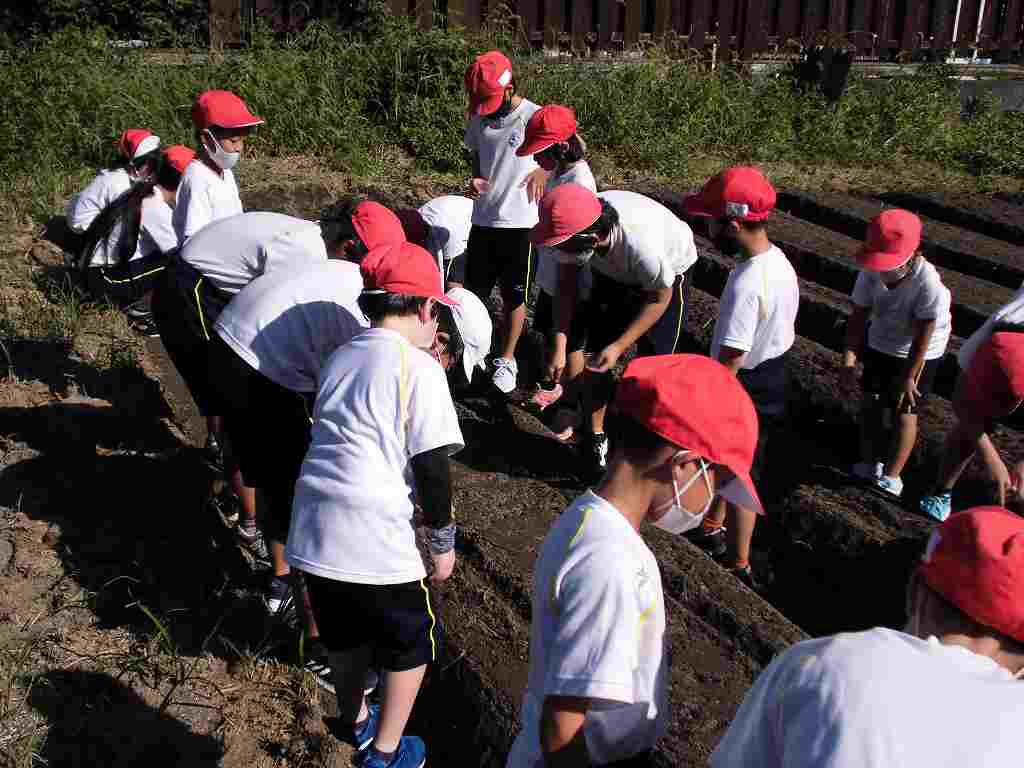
354,736,426,768
920,492,952,522
874,475,904,499
351,704,380,752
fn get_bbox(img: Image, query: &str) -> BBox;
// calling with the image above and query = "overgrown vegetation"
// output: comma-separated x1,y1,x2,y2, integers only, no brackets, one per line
1,8,1023,222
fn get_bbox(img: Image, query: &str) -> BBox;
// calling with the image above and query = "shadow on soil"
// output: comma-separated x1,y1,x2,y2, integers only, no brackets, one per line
27,670,223,766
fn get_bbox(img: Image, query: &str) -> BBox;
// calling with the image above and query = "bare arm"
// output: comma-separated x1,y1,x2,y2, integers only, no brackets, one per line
587,286,672,374
843,305,870,368
541,696,591,768
897,318,936,408
547,263,582,381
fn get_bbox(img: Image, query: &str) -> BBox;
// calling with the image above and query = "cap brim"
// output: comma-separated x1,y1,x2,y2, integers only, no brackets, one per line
469,92,505,117
530,229,574,247
682,193,716,218
516,137,556,157
857,249,913,272
718,470,764,515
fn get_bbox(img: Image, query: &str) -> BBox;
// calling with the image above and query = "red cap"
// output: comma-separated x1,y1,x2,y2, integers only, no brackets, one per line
117,129,160,160
962,331,1024,423
683,166,776,222
919,506,1024,642
361,242,459,307
517,105,578,157
162,145,197,175
352,201,405,251
465,51,513,116
615,354,763,514
531,183,602,247
191,90,265,131
396,208,429,247
858,209,921,272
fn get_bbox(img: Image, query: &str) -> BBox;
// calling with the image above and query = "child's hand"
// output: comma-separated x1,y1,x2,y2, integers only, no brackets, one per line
587,341,625,374
520,167,550,203
430,550,456,583
469,177,490,198
897,376,921,410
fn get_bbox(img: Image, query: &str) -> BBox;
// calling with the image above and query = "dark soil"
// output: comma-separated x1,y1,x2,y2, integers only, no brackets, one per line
878,192,1024,247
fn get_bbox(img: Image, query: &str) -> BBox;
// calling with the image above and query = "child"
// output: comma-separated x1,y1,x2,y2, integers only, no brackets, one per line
173,90,264,244
433,285,493,391
533,185,699,475
73,144,195,335
401,195,474,290
286,241,463,768
514,104,597,428
506,354,762,768
683,166,800,590
920,327,1024,520
463,50,545,394
842,209,952,499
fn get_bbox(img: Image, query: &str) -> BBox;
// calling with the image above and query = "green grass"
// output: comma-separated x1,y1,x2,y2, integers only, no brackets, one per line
1,8,1023,224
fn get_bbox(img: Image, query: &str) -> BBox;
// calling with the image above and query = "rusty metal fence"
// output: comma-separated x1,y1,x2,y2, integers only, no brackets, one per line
214,0,1024,61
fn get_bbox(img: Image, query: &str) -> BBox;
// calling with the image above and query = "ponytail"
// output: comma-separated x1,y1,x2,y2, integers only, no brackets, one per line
76,177,156,273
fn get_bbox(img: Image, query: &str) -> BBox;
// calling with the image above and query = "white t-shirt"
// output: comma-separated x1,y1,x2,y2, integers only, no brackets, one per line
214,261,369,393
286,328,464,585
172,159,243,244
464,99,541,228
138,189,178,258
66,168,133,267
711,245,800,370
536,161,598,299
557,191,698,291
180,212,328,295
506,491,668,768
958,283,1024,370
852,259,952,360
418,195,474,280
711,627,1024,768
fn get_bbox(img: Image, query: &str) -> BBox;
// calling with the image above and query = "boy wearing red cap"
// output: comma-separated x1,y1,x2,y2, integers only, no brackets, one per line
506,354,762,768
463,50,544,395
843,209,952,499
920,327,1024,520
515,104,597,424
286,242,463,768
533,185,698,475
712,505,1024,768
683,166,799,589
400,195,474,290
173,90,264,244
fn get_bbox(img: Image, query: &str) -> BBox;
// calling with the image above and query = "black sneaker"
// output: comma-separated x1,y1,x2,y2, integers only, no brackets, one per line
730,565,761,592
130,313,161,338
236,526,271,570
203,432,224,473
689,526,727,559
266,574,294,616
581,432,609,478
303,642,336,695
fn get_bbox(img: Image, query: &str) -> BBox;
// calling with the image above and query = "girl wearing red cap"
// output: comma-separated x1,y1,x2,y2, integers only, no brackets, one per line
463,50,545,395
843,209,952,499
508,354,762,768
286,242,463,768
173,90,264,244
515,104,597,431
68,141,193,335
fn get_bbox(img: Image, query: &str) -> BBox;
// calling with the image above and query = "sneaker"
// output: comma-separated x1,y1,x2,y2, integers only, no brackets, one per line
203,432,224,473
351,704,380,752
364,668,380,696
539,404,578,443
208,487,239,528
236,525,271,564
354,735,426,768
730,565,761,592
130,313,161,338
491,357,518,395
874,475,904,499
303,647,335,695
852,462,884,482
266,574,293,615
581,432,609,476
920,492,952,522
124,300,152,320
527,381,564,412
689,526,727,559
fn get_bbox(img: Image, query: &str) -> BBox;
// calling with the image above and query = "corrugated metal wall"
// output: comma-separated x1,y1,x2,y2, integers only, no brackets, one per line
214,0,1024,61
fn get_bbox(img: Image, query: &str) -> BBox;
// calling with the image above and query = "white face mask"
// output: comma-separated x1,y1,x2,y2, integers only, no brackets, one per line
203,130,240,171
651,455,713,535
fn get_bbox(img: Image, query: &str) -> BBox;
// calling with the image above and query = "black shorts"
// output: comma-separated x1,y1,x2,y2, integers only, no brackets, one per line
861,346,941,414
84,249,171,307
305,575,443,672
737,354,789,417
464,225,533,308
151,255,231,416
444,251,467,286
585,271,686,358
534,290,588,354
207,333,312,541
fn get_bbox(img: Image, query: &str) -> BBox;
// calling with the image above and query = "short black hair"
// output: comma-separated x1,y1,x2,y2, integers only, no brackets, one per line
578,199,619,239
320,196,367,252
357,291,436,324
155,157,184,191
608,413,675,465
